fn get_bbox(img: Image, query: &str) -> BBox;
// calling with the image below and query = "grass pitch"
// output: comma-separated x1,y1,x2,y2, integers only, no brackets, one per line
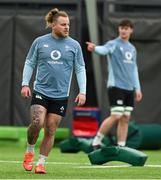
0,143,161,179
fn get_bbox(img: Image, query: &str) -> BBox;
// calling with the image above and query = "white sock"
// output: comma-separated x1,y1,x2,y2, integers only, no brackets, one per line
117,141,126,146
26,143,35,153
92,132,104,146
37,154,47,165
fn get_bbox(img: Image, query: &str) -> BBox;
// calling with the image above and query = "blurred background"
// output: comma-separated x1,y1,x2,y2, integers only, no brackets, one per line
1,0,161,129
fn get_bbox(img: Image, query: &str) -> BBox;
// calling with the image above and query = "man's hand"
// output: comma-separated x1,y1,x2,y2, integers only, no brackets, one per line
135,90,142,102
21,86,31,98
86,42,96,52
75,93,86,106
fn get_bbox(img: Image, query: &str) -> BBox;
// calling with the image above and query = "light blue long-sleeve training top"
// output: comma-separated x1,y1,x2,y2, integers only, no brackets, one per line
22,33,86,99
95,37,141,91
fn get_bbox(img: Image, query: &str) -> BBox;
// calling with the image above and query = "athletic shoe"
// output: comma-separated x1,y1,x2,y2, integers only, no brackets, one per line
35,164,46,174
23,152,34,171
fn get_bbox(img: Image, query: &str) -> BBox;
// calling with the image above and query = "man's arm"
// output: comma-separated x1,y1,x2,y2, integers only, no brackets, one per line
133,50,142,102
86,42,96,52
74,43,87,106
86,41,115,56
21,39,38,98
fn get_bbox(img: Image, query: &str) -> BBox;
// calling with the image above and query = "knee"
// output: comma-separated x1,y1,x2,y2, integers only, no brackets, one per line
121,116,130,123
31,117,44,130
45,126,56,137
112,114,123,122
45,122,57,136
111,106,124,121
45,116,62,137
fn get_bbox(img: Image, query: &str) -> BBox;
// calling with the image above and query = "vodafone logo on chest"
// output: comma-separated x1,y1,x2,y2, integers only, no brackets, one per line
50,50,61,60
49,50,63,64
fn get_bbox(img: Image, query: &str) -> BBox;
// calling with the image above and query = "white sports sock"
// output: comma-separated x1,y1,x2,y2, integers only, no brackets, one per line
37,154,47,165
117,141,126,146
92,132,104,146
26,143,35,153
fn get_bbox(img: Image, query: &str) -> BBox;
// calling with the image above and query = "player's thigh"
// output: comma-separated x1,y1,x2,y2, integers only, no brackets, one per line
108,87,125,116
30,92,48,126
124,89,134,116
47,99,68,117
45,113,62,135
44,99,68,133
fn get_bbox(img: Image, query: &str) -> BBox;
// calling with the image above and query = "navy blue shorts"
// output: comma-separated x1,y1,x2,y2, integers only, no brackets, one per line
31,92,68,117
107,87,134,116
108,87,134,107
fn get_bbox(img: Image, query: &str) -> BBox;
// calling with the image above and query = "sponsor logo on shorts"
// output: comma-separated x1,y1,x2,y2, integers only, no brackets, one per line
35,94,42,100
60,106,65,113
117,99,123,105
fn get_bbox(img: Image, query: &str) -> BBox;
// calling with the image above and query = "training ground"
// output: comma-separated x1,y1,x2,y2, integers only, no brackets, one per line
0,143,161,179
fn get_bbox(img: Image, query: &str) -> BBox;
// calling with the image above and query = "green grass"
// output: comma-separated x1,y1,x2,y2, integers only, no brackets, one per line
0,143,161,179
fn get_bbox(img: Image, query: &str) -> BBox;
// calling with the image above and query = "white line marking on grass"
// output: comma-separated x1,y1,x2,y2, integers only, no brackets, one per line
46,161,90,165
0,160,161,168
0,160,21,163
0,160,89,165
145,165,161,168
78,164,161,168
78,165,131,168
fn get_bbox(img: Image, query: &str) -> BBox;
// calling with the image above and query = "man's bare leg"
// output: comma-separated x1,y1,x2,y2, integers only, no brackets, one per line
92,114,121,147
117,115,130,146
23,105,46,171
27,105,47,146
37,113,62,164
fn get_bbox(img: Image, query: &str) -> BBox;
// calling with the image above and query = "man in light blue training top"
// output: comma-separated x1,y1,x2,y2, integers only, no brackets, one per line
21,8,86,174
86,19,142,149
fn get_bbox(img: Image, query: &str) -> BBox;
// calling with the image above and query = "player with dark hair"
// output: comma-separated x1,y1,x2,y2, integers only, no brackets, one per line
86,19,142,149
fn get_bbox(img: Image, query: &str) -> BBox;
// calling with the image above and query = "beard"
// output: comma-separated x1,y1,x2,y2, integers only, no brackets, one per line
55,30,69,38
